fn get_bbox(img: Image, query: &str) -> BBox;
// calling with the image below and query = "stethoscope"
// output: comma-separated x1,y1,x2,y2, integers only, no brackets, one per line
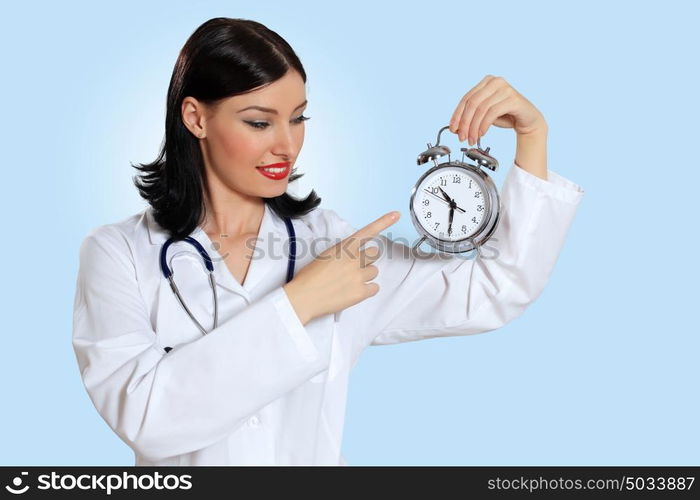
159,216,297,342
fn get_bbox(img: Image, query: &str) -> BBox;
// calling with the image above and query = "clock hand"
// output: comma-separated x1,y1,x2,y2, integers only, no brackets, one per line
437,187,467,214
438,186,453,204
448,206,454,236
422,189,466,213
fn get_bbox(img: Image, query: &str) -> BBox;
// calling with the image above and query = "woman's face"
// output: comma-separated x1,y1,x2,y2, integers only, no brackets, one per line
182,70,308,200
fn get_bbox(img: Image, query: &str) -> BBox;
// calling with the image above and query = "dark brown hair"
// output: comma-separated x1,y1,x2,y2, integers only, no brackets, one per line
131,17,321,240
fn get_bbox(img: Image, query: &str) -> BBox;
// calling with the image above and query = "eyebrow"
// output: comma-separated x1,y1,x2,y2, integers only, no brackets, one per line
237,100,308,115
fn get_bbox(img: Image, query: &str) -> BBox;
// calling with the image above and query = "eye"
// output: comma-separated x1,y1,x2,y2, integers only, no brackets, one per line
244,121,270,130
243,115,311,130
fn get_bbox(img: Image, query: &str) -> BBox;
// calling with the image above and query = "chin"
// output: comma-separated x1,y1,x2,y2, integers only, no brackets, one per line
258,183,289,198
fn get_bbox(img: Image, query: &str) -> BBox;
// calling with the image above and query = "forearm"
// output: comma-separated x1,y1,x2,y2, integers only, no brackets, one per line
515,125,549,181
283,281,315,325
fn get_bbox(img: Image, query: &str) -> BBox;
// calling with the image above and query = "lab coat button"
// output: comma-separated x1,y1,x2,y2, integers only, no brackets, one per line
248,415,260,427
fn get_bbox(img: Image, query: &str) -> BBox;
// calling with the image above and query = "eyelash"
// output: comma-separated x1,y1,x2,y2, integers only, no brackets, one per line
244,115,311,130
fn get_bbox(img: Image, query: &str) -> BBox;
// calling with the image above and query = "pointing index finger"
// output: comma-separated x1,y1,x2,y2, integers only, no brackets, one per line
346,211,400,253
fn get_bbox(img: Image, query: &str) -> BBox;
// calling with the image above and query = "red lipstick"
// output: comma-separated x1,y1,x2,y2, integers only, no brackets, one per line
256,162,291,180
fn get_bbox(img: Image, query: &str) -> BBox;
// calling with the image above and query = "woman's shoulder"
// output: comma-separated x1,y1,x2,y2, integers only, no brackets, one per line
78,207,150,262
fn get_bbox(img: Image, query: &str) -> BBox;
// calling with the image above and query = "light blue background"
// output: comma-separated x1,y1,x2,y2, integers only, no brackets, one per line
1,0,697,466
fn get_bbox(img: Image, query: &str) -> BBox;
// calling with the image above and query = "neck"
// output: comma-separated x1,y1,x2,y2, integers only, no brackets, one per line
201,187,265,239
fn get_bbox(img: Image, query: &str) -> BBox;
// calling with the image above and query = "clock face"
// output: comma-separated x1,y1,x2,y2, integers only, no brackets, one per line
411,165,489,242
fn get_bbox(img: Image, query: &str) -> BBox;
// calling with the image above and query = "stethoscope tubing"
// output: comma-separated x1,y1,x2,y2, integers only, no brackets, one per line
159,216,296,338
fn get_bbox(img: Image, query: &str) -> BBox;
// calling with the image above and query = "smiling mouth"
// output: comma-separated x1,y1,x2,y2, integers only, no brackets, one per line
257,165,288,172
257,162,290,168
256,162,291,179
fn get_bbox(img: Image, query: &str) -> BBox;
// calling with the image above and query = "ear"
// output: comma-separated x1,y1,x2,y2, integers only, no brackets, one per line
181,96,207,139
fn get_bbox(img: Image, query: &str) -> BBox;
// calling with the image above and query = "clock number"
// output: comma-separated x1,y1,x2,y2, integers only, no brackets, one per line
468,179,472,189
474,191,482,198
477,205,484,212
423,199,429,206
453,175,461,183
472,217,477,224
432,187,440,195
426,211,431,218
434,222,440,230
440,178,447,186
461,225,467,233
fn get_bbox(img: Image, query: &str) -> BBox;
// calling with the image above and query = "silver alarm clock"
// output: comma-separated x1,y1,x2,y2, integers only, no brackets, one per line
410,125,501,254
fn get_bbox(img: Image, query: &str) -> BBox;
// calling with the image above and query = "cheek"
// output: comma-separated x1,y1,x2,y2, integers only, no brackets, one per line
218,134,264,165
210,124,266,168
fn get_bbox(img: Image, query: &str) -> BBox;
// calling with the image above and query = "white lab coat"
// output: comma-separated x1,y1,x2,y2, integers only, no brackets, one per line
72,161,584,465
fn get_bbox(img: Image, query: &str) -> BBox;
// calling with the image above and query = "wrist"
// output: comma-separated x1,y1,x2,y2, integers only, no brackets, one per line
283,282,314,325
516,120,548,140
515,125,548,181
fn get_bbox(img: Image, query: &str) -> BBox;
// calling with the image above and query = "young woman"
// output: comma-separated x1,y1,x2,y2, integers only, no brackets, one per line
72,17,584,465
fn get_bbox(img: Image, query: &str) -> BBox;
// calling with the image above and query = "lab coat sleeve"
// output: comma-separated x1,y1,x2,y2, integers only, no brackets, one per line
333,161,584,348
72,226,330,462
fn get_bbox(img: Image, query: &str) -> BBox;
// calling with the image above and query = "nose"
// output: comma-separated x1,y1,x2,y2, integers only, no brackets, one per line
270,122,299,159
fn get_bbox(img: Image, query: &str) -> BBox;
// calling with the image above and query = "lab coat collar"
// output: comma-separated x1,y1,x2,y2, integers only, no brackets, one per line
145,203,291,299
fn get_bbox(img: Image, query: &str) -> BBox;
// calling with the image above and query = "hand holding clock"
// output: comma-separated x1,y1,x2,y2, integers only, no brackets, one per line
410,76,548,251
449,74,547,144
448,74,548,180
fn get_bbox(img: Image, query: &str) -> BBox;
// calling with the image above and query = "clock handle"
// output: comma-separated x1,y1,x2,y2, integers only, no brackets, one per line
437,124,484,150
434,125,451,146
437,124,498,171
436,124,484,150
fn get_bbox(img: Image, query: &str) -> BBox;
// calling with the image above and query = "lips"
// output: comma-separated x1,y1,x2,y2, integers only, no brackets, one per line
256,162,291,180
258,162,290,168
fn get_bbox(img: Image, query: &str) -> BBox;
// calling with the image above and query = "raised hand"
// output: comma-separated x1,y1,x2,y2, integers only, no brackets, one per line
449,74,547,146
283,211,401,325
